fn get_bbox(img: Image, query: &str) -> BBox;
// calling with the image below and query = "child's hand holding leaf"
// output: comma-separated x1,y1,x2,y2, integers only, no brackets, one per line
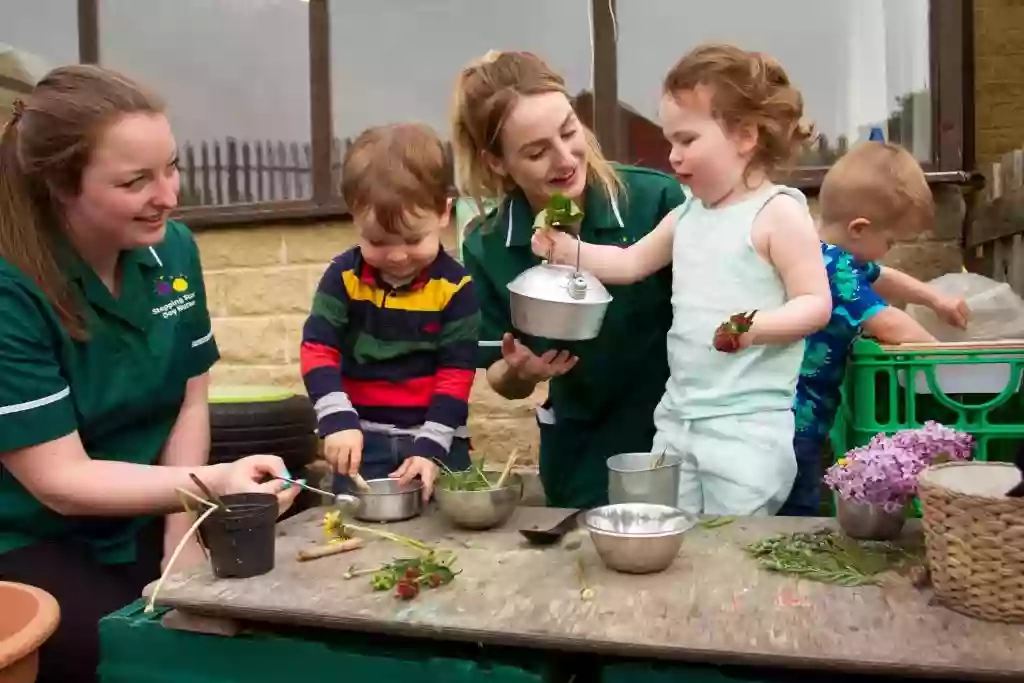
532,193,585,264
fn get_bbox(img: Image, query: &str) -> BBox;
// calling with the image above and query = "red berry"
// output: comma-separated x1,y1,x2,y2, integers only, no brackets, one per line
403,567,421,580
395,581,419,600
426,573,443,588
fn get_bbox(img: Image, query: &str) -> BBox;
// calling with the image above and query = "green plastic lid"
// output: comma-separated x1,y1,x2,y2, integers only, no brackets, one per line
209,385,296,404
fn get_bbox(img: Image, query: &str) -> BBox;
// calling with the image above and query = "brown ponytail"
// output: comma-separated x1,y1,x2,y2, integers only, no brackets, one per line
0,65,164,340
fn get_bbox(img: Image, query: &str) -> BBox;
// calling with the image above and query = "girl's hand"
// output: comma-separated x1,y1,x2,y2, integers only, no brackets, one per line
501,333,578,383
531,228,576,264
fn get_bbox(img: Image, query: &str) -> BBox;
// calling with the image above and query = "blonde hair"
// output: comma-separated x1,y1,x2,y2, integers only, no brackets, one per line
341,122,450,236
663,43,814,177
450,50,622,213
819,141,934,236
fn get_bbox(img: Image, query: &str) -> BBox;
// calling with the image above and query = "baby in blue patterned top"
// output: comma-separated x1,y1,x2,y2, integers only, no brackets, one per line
780,141,971,515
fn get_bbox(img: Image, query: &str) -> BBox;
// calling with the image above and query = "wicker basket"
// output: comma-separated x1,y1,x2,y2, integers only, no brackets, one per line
918,461,1024,623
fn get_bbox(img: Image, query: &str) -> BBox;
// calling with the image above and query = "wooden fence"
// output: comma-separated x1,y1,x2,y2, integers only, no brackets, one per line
177,136,347,207
178,136,458,208
966,147,1024,295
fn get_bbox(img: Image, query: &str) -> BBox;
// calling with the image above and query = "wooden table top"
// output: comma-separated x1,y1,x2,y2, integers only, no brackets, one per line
146,506,1024,681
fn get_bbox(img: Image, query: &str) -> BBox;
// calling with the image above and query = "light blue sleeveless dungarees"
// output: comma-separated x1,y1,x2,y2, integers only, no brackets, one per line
652,184,806,516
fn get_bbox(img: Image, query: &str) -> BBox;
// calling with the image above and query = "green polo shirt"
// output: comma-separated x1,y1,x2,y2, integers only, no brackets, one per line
0,219,219,563
463,165,687,507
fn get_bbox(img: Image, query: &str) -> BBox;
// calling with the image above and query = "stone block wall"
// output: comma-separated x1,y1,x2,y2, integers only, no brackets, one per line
974,0,1024,165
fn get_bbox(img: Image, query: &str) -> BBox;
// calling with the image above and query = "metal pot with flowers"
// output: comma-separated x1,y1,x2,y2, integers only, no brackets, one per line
824,422,975,541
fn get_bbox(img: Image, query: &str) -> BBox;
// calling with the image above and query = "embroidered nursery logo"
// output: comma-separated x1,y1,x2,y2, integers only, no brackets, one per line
154,275,190,296
151,275,196,319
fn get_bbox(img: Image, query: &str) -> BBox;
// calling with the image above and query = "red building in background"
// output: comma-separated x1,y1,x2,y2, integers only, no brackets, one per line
573,90,672,174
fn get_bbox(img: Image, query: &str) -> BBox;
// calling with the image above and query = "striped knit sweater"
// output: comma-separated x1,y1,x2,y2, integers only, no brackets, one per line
300,247,479,463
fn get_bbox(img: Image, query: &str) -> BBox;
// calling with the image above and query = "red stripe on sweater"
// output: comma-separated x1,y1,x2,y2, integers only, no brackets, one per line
433,368,475,401
344,376,436,408
300,341,340,375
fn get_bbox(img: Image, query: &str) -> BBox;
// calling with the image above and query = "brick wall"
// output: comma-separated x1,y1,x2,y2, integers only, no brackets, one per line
974,0,1024,165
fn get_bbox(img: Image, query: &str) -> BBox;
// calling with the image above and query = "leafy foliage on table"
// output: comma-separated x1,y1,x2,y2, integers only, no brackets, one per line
437,459,494,492
370,551,459,600
746,529,920,586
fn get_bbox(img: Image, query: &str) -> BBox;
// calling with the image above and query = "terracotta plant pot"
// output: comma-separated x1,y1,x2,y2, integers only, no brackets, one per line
198,492,278,579
0,582,60,683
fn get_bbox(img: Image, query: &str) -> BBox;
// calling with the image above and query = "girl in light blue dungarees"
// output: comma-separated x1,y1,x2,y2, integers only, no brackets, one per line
533,44,832,516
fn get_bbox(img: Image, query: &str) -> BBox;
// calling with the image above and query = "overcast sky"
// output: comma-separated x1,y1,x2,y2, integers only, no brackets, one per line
1,0,930,157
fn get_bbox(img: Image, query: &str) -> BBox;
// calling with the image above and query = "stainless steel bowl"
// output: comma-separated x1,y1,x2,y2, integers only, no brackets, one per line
583,503,695,574
507,263,612,341
353,478,423,522
435,474,523,530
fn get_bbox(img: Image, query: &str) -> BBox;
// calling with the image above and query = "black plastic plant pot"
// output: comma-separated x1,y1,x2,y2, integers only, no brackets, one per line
198,492,278,579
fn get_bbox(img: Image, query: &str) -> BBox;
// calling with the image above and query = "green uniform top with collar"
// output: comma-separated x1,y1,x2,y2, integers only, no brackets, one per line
0,219,219,563
462,165,687,507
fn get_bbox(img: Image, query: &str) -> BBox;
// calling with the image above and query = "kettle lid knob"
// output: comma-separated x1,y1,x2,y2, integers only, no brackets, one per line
567,273,588,300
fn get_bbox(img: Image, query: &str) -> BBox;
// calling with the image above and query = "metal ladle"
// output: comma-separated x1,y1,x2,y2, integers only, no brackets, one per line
276,475,360,512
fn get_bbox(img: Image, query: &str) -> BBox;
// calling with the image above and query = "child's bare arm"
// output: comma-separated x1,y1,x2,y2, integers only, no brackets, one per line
532,206,681,285
746,195,832,345
862,306,937,344
873,266,970,329
873,266,938,306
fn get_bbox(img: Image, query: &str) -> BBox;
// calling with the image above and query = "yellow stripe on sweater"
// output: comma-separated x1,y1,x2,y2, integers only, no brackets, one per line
342,271,471,312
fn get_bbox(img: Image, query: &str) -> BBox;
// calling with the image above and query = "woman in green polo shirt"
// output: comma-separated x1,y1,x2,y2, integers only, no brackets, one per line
0,66,299,683
451,51,687,509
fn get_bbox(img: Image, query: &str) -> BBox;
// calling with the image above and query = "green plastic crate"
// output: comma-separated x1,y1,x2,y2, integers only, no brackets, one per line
830,338,1024,462
100,600,550,683
828,339,1024,516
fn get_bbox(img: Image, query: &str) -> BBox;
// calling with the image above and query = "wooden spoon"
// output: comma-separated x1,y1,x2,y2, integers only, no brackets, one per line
493,449,520,490
350,472,372,493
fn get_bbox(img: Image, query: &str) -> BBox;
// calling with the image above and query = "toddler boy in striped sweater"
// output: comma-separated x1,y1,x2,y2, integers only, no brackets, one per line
300,123,479,501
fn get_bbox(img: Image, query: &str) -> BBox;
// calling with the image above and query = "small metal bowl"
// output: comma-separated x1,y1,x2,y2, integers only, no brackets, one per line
583,503,695,574
353,478,423,523
435,473,523,530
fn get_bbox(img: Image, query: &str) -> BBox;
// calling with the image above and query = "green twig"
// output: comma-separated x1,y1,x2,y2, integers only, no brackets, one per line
699,515,737,529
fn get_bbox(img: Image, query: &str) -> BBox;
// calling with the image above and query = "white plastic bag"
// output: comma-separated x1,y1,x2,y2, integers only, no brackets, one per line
905,272,1024,342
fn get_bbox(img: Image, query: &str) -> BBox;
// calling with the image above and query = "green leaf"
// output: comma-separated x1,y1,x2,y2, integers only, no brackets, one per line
532,193,584,230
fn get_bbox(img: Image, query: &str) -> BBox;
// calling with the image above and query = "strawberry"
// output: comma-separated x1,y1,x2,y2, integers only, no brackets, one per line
403,566,421,581
712,310,757,353
425,573,443,588
394,580,420,600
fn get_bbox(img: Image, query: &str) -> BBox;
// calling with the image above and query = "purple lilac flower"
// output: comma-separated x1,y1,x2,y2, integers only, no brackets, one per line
872,421,975,464
824,422,975,513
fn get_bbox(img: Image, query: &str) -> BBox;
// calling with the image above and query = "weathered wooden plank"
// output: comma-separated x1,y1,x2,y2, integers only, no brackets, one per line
146,508,1024,680
966,185,1024,247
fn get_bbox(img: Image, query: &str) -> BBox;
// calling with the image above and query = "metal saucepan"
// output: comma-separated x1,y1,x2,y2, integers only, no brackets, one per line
352,477,423,522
